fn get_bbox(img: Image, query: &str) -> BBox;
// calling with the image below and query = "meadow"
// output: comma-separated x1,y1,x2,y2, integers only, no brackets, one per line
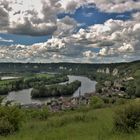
0,103,140,140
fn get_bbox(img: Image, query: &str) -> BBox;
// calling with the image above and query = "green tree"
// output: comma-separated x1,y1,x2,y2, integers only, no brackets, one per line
113,102,140,133
126,81,136,97
90,96,104,109
135,86,140,97
0,87,9,95
95,83,103,93
0,106,24,136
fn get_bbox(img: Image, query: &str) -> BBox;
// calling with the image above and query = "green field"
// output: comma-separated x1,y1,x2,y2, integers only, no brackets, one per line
0,73,62,95
22,73,54,81
0,104,140,140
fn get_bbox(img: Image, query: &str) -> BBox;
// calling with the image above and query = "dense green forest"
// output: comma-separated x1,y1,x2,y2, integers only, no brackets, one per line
0,60,139,75
0,74,68,95
31,80,81,98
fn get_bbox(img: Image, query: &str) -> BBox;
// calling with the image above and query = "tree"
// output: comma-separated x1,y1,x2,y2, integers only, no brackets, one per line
96,83,103,93
135,79,140,97
126,81,136,97
31,81,81,98
135,86,140,97
0,106,23,136
113,102,140,133
90,96,104,109
0,87,9,95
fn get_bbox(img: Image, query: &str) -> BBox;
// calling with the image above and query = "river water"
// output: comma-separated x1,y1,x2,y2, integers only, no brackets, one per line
1,76,20,80
3,75,96,105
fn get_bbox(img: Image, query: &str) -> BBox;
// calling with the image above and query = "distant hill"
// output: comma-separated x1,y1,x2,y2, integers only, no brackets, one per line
0,60,139,74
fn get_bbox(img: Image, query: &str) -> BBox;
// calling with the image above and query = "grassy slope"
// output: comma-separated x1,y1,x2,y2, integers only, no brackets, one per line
1,105,140,140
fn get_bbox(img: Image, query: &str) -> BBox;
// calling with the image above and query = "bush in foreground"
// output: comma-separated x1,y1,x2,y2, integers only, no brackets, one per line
0,106,23,136
0,97,4,104
113,101,140,133
28,107,49,120
0,87,9,95
90,96,104,109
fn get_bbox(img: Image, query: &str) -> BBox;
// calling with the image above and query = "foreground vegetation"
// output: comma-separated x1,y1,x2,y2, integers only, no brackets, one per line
0,106,23,136
0,98,140,140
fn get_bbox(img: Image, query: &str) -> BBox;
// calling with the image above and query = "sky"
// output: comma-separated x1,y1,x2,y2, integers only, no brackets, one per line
0,0,140,63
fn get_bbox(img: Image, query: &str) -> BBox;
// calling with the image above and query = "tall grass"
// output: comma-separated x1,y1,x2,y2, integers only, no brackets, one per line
0,104,140,140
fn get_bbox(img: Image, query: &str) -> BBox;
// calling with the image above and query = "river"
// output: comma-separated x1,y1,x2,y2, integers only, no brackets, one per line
3,75,97,105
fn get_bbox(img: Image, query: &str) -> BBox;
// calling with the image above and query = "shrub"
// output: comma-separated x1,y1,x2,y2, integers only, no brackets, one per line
126,81,136,97
113,102,140,133
135,86,140,97
102,97,110,104
135,74,140,97
0,96,4,104
115,98,127,105
90,96,104,109
0,119,14,135
29,107,49,120
0,87,9,95
102,97,116,105
95,83,103,93
0,106,23,136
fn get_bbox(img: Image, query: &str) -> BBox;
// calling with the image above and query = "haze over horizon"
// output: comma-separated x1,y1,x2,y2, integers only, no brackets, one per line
0,0,140,63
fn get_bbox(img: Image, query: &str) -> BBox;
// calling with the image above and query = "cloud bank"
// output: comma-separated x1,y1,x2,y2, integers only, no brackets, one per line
0,0,140,63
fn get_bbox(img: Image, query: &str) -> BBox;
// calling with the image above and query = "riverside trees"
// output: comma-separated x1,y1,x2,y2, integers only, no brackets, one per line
0,74,68,95
31,80,81,98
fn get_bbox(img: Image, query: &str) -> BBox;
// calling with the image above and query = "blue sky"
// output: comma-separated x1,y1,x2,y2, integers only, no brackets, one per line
0,0,140,63
58,6,135,27
0,33,51,46
0,6,136,46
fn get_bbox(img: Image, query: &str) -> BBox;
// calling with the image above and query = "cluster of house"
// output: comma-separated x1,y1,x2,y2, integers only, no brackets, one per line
46,95,91,112
99,76,134,98
97,67,135,98
20,93,93,112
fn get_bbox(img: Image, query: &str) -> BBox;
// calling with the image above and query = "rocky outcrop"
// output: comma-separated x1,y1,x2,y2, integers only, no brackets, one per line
106,68,110,74
97,68,110,74
124,77,134,81
97,69,105,73
97,67,119,76
112,68,119,76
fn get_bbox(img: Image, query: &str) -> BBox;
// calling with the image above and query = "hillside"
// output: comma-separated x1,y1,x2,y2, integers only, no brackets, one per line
0,60,139,74
0,102,140,140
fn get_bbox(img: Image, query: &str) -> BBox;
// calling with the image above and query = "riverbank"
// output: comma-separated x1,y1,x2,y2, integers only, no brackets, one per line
2,75,97,105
